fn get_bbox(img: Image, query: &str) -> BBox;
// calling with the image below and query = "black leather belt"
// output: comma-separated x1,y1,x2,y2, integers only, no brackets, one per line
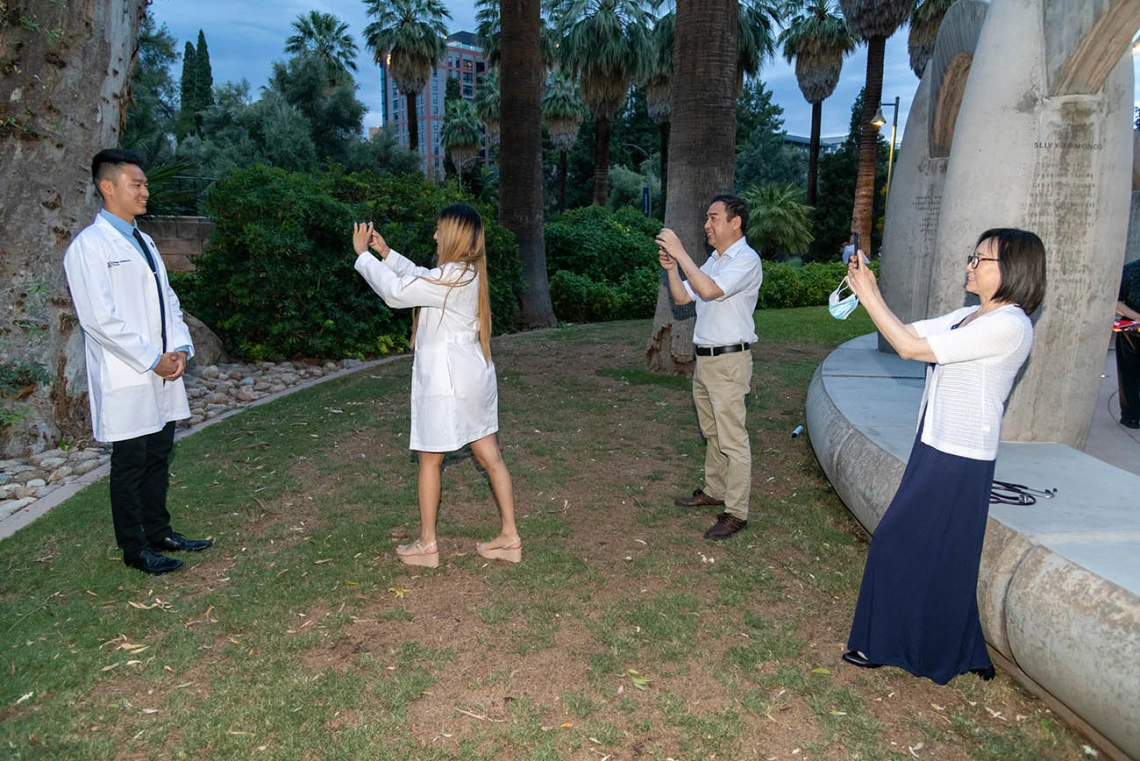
694,343,750,357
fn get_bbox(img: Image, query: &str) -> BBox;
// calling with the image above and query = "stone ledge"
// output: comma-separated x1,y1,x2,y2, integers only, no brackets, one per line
806,334,1140,761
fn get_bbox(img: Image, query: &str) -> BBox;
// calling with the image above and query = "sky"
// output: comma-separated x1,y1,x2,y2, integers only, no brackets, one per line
149,0,918,143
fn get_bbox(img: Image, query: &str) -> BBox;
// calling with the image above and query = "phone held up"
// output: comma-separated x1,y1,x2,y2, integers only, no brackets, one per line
852,233,862,268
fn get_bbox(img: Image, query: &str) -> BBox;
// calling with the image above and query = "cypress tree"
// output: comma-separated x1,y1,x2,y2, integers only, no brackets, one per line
195,30,214,111
175,40,198,139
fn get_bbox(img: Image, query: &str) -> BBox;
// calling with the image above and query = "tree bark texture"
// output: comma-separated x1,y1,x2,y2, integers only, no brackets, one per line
807,100,822,206
592,114,613,206
499,0,555,328
659,120,670,219
0,0,148,456
645,0,738,375
405,91,420,154
558,149,568,213
851,35,885,252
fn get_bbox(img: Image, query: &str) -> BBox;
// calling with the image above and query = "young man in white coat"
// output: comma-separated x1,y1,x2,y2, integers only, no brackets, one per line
63,149,212,575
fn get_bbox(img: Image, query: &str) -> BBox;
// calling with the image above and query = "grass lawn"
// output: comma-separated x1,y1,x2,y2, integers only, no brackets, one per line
1,307,1087,760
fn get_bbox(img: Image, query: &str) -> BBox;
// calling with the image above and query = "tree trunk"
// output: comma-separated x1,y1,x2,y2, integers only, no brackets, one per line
851,35,885,251
558,149,568,213
645,0,739,375
499,0,555,327
807,100,822,207
405,91,420,155
0,0,148,456
592,114,612,206
659,120,670,218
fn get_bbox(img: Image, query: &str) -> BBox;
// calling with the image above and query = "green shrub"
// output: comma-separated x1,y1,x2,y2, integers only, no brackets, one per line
550,271,622,323
544,205,660,286
182,166,522,360
757,260,879,310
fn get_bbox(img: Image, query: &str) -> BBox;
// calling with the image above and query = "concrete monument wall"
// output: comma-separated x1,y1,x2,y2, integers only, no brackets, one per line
886,0,1140,448
879,0,989,327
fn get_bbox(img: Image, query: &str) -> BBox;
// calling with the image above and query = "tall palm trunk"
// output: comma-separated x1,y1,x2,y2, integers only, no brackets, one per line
659,121,670,218
499,0,555,327
558,150,569,212
405,92,420,154
646,0,738,374
807,100,822,206
851,35,885,249
0,0,148,455
592,114,613,206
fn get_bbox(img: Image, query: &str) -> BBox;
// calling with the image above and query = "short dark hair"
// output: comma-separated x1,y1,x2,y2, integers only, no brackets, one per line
91,148,145,196
978,228,1047,315
711,194,749,232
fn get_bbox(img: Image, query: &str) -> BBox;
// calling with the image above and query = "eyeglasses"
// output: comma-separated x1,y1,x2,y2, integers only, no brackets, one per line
967,254,1000,269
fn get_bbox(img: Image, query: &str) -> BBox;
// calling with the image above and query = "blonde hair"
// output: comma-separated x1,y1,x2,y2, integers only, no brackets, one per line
411,204,492,363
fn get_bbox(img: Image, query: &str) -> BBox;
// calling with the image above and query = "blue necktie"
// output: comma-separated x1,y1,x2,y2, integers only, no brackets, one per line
131,228,167,353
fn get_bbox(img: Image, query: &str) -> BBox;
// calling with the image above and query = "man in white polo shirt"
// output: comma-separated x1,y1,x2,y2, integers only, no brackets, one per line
657,194,764,540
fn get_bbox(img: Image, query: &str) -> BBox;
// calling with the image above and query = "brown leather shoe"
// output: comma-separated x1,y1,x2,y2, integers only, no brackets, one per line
704,512,747,540
674,489,725,508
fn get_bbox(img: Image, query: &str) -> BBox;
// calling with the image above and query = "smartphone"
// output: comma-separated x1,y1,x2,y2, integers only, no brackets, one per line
852,233,862,267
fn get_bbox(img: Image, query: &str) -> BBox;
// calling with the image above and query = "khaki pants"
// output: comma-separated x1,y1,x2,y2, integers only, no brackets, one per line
692,351,752,520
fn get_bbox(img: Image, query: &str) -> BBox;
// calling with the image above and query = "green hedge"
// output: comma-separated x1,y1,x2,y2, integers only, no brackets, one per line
180,166,522,361
545,206,661,322
757,260,879,310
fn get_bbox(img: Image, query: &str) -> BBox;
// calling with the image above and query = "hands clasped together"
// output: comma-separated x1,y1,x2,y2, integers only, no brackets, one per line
353,221,391,259
655,228,687,270
153,351,188,381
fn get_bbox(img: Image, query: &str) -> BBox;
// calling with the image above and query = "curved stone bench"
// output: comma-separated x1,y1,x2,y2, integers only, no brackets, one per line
807,334,1140,761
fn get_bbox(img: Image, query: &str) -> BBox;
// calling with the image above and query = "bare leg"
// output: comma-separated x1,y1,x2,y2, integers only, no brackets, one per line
469,433,520,550
416,450,444,544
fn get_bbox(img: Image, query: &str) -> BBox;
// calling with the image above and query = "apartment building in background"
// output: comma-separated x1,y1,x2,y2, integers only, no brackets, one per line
376,31,488,179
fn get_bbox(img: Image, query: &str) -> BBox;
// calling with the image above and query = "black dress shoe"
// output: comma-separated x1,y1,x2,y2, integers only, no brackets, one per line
675,489,725,508
704,513,747,540
969,665,995,681
124,549,184,575
841,650,882,669
152,532,213,552
1121,418,1140,430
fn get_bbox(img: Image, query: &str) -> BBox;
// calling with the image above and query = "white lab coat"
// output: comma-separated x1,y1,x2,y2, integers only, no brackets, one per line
355,249,498,452
63,214,193,443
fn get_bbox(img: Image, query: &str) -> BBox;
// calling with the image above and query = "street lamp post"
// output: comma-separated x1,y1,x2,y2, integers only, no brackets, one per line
871,96,900,204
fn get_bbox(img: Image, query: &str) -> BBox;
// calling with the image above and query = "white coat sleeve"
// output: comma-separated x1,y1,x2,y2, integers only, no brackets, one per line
355,252,456,309
63,237,162,374
382,250,436,278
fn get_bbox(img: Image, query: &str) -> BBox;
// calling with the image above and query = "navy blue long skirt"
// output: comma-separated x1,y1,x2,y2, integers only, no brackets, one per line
847,427,995,685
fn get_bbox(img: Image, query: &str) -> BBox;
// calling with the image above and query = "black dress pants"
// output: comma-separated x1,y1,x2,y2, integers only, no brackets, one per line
110,421,175,557
1118,331,1140,425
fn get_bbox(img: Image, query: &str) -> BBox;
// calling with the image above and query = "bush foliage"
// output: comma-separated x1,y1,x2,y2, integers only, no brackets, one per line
544,205,661,322
757,260,880,310
181,166,522,360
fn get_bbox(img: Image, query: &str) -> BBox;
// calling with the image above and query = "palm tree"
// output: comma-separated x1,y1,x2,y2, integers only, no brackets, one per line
284,10,358,89
542,72,587,212
742,182,815,259
779,0,856,205
476,0,558,70
645,0,739,374
473,69,500,147
440,99,483,191
556,0,653,206
838,0,912,251
908,0,955,78
362,0,451,156
737,0,782,94
643,10,674,215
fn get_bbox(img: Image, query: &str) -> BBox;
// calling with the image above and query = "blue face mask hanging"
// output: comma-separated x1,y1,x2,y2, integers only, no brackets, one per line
829,277,859,320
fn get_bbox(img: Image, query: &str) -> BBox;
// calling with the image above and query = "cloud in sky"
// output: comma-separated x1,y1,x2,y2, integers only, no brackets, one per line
149,0,1140,147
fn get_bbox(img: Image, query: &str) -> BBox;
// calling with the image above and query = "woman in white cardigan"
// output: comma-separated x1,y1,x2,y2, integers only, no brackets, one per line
840,228,1046,684
352,205,521,568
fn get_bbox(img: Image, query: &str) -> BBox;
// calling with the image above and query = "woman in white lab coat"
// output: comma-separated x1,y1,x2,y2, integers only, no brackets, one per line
352,205,521,567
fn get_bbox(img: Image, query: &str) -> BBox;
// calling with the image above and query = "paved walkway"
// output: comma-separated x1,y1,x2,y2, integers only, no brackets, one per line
1083,347,1140,476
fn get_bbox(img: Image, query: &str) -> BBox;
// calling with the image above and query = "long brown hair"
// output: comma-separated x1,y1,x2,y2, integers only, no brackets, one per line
411,204,492,363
